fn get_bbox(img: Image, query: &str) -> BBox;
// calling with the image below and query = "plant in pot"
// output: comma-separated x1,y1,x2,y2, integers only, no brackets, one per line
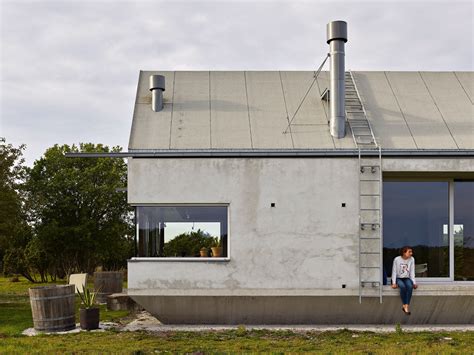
78,285,100,330
210,237,223,257
200,247,209,257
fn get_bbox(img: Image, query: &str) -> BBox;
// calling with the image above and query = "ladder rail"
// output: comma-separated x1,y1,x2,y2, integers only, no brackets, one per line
358,148,362,303
378,146,383,303
346,71,379,148
358,147,383,304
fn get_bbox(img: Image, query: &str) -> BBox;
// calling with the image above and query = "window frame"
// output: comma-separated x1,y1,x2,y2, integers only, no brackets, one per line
383,177,454,282
131,203,231,262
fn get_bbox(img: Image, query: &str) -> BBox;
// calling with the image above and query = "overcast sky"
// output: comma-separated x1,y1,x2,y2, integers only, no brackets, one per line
1,0,472,165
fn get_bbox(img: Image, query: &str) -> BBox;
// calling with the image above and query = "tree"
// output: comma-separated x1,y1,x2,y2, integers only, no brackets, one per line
0,138,30,266
25,143,133,278
163,229,214,257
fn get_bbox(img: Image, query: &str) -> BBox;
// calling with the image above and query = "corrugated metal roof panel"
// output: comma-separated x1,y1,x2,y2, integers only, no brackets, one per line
129,71,473,151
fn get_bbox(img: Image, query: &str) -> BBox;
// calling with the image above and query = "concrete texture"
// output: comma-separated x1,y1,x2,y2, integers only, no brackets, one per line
128,295,474,324
128,71,473,151
128,158,361,291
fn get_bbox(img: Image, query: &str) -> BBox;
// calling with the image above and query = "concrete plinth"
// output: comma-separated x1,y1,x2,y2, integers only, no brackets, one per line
107,293,142,312
130,295,474,325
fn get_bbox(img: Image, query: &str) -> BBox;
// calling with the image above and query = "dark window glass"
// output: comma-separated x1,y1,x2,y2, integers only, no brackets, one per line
454,181,474,281
383,182,449,278
136,206,228,258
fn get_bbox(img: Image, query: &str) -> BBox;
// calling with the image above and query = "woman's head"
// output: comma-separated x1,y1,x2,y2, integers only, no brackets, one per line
400,246,413,258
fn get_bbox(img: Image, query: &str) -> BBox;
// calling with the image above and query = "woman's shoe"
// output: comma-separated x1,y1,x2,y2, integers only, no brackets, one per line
402,306,411,315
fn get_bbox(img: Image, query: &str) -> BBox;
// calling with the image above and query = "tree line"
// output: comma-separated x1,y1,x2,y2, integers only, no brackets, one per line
0,138,134,282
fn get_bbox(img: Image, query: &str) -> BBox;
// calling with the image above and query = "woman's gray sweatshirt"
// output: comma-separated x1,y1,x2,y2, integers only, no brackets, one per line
391,256,416,285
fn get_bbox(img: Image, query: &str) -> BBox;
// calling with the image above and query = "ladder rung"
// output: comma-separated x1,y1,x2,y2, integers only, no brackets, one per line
360,194,380,196
360,208,380,211
360,237,380,240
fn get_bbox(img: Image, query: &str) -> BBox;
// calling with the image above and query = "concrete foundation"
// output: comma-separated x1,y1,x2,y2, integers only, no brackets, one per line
130,294,474,325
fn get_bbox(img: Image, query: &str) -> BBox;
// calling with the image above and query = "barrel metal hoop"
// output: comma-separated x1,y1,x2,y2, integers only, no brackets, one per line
35,323,76,331
30,294,75,301
34,314,76,322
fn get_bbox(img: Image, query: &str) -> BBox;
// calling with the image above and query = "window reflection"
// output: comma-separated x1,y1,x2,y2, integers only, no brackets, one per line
454,181,474,281
383,181,449,278
136,206,228,257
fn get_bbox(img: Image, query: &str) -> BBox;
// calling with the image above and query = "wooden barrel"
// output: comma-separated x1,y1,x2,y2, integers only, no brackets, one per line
29,285,76,332
94,271,123,303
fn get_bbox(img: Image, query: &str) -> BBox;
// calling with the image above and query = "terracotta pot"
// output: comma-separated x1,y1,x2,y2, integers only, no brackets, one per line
200,249,208,257
211,247,223,257
80,307,100,330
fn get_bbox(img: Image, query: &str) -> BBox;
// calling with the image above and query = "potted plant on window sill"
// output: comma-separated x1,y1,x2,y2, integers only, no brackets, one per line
210,237,223,257
78,285,100,330
200,247,209,257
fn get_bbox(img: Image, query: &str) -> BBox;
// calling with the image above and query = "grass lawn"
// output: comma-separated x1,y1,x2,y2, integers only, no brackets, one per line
1,276,473,353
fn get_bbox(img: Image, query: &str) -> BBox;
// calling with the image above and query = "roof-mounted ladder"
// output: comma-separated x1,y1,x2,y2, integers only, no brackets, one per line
358,147,383,303
345,71,378,148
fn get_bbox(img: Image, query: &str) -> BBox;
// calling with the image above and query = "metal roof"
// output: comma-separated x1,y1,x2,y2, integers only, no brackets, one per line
128,71,473,151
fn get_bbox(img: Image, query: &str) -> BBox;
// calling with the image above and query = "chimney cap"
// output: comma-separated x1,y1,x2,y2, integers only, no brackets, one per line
327,21,348,44
149,75,165,92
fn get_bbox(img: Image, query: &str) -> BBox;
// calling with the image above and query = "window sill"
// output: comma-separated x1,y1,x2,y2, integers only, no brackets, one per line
129,257,231,262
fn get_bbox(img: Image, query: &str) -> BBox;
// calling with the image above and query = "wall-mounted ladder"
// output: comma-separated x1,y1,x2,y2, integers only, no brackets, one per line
358,148,383,303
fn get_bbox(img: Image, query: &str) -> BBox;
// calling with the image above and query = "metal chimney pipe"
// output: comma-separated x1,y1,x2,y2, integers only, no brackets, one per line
149,75,166,112
327,21,347,138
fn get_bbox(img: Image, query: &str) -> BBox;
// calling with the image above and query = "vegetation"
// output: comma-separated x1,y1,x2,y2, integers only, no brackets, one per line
77,285,99,309
1,140,133,281
0,138,30,278
0,275,128,336
1,276,473,353
163,229,215,257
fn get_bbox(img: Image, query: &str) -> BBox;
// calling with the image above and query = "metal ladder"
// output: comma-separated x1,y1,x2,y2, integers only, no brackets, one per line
345,71,377,148
358,147,383,303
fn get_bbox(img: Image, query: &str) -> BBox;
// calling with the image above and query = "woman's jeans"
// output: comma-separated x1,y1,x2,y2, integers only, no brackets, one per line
396,278,413,305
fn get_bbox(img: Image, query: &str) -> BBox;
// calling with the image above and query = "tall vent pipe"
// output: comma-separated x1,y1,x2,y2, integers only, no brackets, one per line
149,75,165,112
327,20,347,138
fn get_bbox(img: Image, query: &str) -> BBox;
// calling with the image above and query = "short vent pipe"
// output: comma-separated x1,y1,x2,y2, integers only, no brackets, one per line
149,75,166,112
327,20,348,138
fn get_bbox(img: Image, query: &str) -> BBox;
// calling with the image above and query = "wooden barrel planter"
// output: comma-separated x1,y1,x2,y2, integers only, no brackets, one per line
29,285,76,332
94,271,123,303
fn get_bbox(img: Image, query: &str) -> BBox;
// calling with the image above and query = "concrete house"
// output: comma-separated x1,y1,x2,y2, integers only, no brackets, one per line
124,22,473,324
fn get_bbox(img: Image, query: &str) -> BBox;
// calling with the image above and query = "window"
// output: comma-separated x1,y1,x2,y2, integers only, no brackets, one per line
383,180,474,281
383,181,449,279
454,181,474,281
136,206,228,258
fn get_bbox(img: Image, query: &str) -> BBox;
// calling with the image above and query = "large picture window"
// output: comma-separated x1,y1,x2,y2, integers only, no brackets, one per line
383,181,449,279
136,206,228,258
383,180,474,281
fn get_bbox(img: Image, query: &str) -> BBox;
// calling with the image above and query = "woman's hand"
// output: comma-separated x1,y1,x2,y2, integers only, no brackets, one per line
391,284,398,289
413,284,418,289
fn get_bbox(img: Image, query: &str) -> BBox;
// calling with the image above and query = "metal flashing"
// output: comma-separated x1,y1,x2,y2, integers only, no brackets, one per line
66,149,474,159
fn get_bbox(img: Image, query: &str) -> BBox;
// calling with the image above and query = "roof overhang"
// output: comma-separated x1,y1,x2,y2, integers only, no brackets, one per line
66,149,474,159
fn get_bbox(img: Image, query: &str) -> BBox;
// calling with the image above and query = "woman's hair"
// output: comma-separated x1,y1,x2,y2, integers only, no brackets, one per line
400,246,413,256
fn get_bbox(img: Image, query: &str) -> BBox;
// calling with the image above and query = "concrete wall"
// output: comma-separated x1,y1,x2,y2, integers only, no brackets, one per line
128,158,361,291
127,156,474,323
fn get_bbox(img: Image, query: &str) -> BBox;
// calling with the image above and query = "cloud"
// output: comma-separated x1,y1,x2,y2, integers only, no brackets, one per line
1,0,472,164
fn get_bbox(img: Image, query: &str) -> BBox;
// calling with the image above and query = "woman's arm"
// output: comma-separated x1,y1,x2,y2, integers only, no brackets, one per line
391,258,397,286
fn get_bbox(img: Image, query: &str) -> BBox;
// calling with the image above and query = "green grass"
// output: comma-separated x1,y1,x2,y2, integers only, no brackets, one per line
0,275,129,336
1,276,473,353
0,329,473,353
